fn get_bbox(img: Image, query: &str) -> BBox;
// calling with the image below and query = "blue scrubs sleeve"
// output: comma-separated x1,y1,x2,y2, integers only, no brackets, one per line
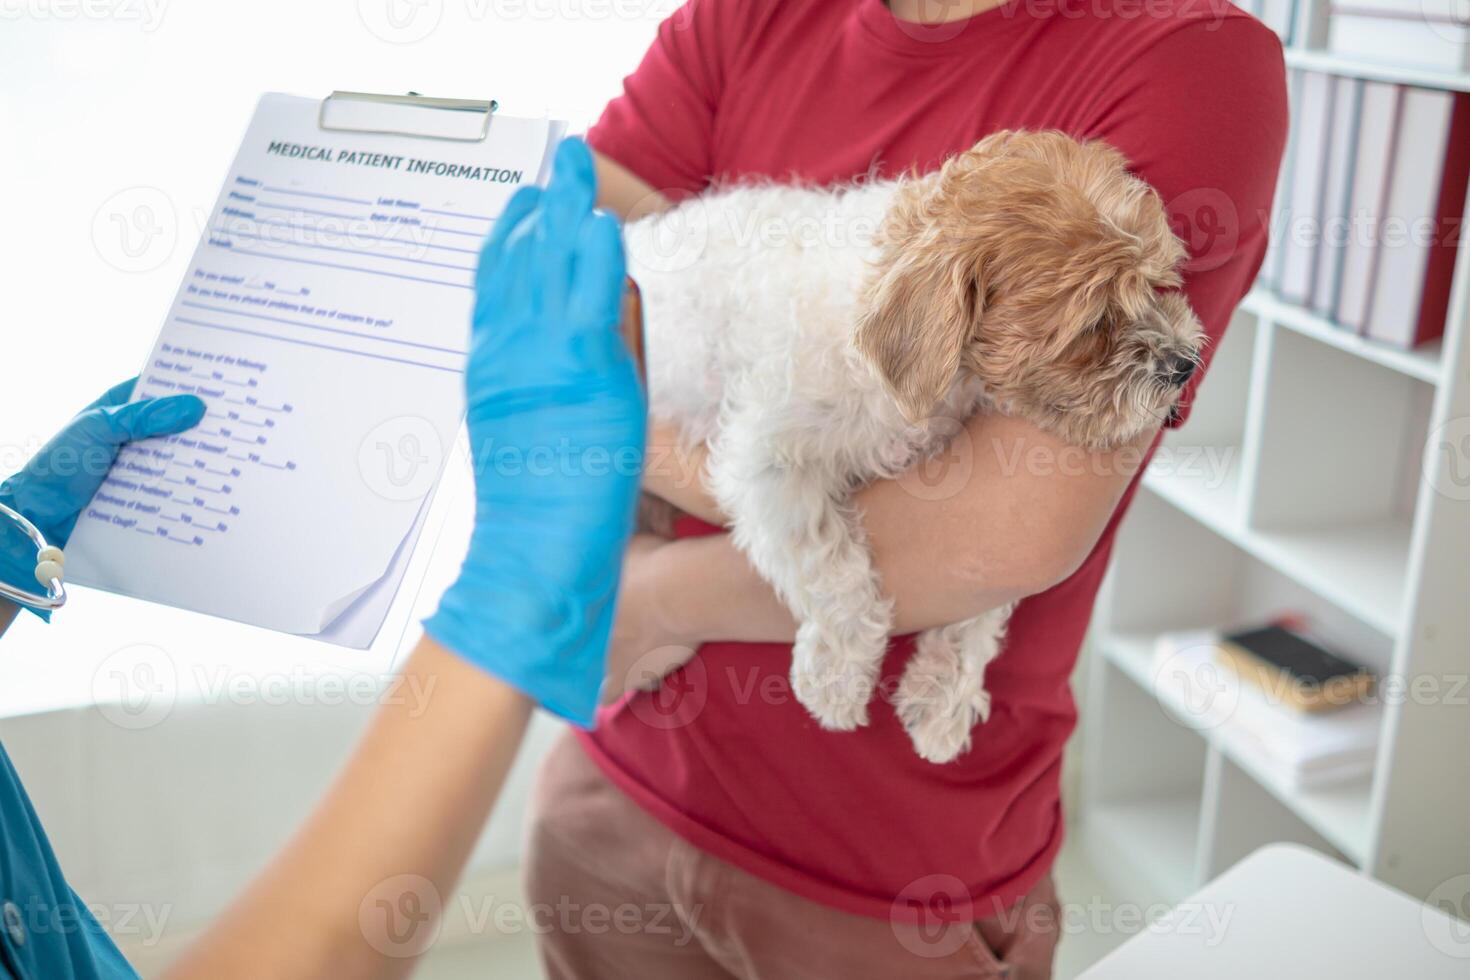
0,744,138,979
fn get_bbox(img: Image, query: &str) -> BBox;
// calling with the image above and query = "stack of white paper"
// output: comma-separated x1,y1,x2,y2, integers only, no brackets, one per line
1152,631,1380,790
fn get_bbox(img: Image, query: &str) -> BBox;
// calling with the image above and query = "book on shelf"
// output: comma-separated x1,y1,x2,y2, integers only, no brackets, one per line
1310,76,1362,319
1261,68,1304,290
1279,71,1334,306
1334,80,1400,331
1150,629,1380,791
1362,86,1470,348
1328,0,1470,74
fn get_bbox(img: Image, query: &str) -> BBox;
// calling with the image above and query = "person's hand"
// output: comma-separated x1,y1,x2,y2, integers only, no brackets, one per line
423,137,646,726
602,534,703,702
0,378,205,618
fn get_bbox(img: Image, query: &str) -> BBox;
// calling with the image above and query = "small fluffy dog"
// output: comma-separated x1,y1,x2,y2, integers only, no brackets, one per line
627,131,1203,763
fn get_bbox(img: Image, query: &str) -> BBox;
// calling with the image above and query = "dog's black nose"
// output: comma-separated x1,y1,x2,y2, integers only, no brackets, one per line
1163,354,1196,387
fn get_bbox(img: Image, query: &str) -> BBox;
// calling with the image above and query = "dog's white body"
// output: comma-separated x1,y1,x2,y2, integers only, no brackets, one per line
627,181,1012,763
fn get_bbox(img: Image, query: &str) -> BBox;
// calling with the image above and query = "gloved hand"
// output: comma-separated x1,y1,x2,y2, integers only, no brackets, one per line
0,379,206,619
424,137,645,726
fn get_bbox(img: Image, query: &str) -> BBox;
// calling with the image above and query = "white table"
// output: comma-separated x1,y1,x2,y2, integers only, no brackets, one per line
1079,844,1470,978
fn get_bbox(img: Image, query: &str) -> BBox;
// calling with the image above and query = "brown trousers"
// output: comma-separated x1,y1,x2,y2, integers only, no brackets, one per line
524,733,1062,979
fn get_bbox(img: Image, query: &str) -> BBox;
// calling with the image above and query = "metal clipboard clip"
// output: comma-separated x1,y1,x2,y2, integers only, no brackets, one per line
318,90,500,143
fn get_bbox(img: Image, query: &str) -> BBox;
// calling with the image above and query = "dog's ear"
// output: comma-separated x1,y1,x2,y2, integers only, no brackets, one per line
855,247,979,423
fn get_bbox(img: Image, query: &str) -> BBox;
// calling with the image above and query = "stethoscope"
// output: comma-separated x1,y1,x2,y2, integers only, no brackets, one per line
0,502,67,611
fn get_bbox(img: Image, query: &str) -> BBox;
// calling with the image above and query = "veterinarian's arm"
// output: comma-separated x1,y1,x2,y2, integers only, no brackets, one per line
608,415,1155,679
170,140,644,979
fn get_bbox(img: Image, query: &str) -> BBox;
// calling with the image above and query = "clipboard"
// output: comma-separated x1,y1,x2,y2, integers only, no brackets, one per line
65,91,570,648
318,89,647,381
318,90,500,143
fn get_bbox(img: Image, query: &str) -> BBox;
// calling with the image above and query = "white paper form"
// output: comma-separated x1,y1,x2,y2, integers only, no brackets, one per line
67,93,559,647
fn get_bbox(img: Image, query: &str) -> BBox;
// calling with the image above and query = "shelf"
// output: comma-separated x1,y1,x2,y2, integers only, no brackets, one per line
1102,634,1374,865
1142,459,1408,637
1247,520,1410,637
1142,445,1243,538
1284,48,1470,94
1082,795,1201,903
1241,290,1442,385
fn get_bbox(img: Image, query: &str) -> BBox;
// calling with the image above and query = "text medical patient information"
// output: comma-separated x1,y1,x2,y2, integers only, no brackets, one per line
66,93,560,646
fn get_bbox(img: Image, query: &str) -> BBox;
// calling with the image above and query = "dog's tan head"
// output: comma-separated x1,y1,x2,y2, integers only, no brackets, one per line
855,130,1204,450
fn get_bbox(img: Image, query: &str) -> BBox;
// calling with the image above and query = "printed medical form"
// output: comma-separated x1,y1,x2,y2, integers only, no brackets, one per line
66,93,564,647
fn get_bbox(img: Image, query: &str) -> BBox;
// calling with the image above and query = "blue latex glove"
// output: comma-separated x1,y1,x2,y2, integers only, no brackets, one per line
0,379,206,619
423,138,645,725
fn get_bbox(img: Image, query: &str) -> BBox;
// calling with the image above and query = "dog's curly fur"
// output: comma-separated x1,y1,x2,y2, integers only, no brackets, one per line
628,130,1203,763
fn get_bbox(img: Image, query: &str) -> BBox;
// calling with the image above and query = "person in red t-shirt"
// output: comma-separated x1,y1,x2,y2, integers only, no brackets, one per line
526,1,1287,976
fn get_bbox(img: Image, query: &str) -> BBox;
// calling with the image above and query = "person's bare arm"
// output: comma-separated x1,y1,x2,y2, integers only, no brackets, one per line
165,637,532,980
642,421,725,525
593,151,669,219
607,413,1155,692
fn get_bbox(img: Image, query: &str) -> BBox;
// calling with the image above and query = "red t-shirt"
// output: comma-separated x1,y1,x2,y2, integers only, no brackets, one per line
583,0,1287,920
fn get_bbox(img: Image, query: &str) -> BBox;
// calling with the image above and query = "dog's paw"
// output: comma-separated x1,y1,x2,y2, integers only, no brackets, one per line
895,669,991,764
792,671,871,731
790,627,879,731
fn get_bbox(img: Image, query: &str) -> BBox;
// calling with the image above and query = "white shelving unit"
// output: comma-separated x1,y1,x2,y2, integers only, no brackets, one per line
1076,17,1470,908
